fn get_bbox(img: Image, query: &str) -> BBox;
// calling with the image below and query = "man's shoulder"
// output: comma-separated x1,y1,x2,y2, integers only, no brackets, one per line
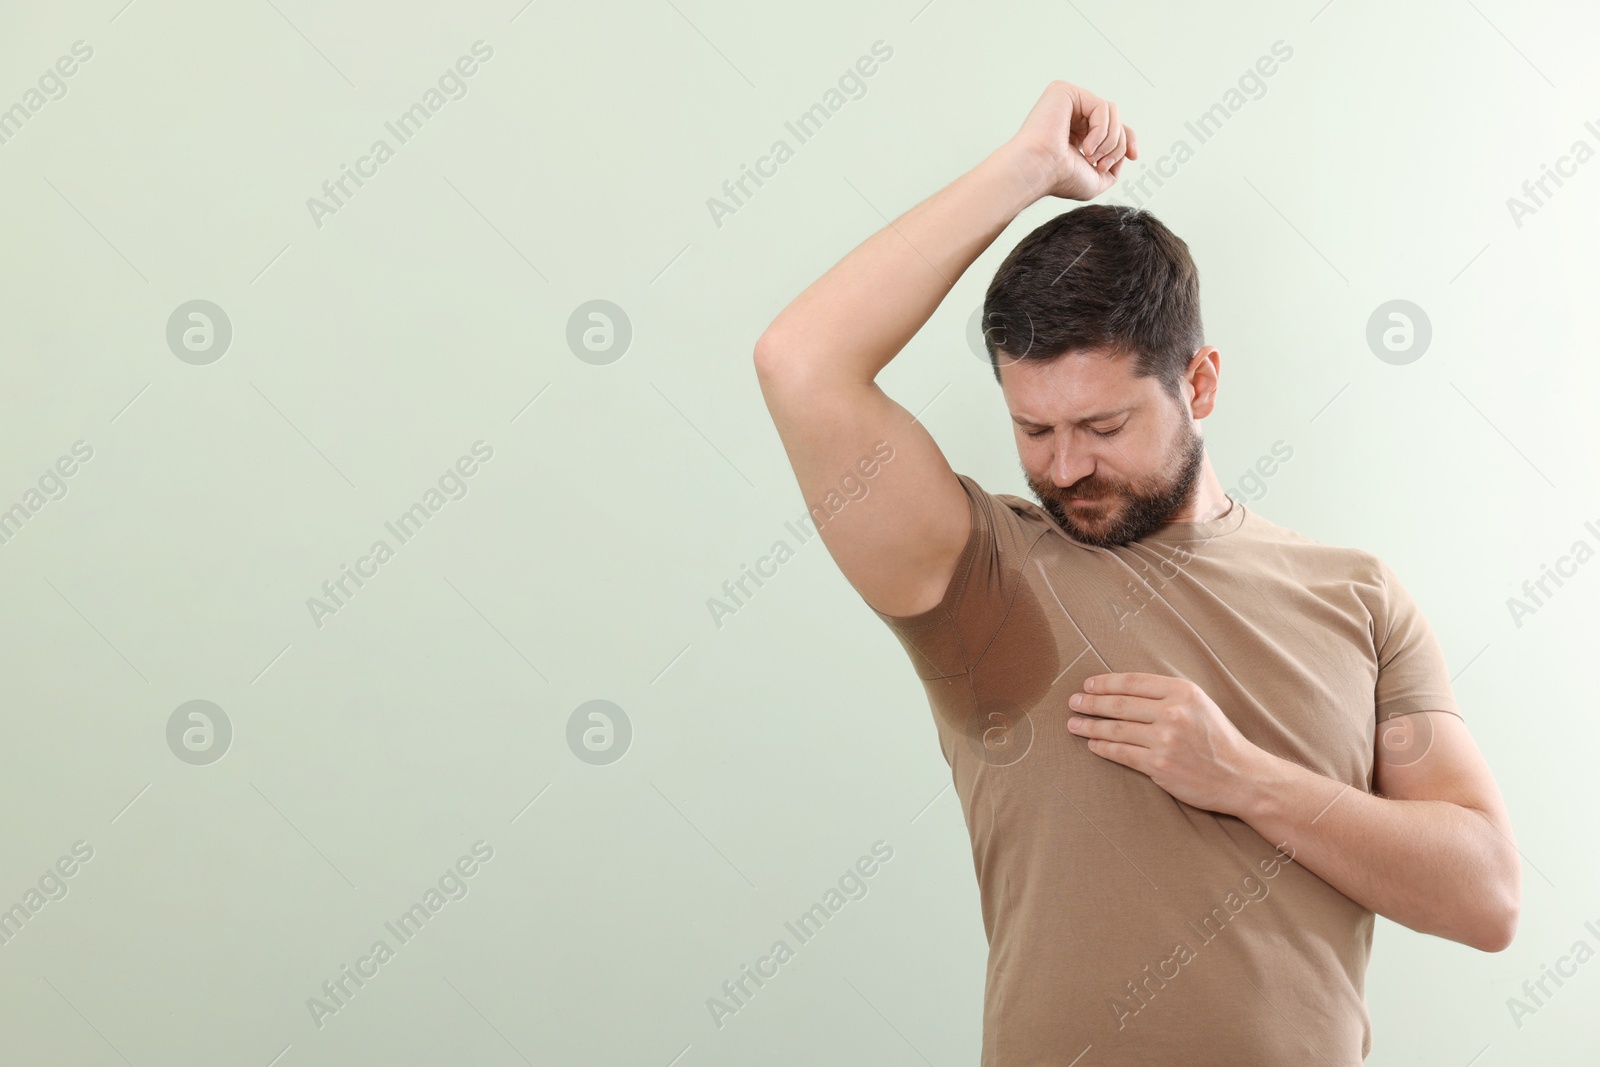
1232,506,1386,582
955,471,1038,512
952,472,1059,539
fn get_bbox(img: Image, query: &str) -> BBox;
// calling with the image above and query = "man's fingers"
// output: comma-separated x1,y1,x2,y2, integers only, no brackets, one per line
1071,691,1158,722
1099,102,1121,163
1086,738,1145,771
1095,127,1127,171
1086,672,1172,698
1079,93,1110,158
1069,714,1148,745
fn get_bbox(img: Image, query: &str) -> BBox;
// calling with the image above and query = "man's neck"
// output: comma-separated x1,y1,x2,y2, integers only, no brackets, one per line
1170,467,1232,524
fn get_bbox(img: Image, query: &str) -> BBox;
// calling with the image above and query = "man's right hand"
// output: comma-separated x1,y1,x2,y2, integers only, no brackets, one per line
1008,80,1138,202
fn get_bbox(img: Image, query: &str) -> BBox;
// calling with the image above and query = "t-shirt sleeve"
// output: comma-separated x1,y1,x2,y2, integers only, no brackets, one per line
865,472,1044,680
1372,557,1463,721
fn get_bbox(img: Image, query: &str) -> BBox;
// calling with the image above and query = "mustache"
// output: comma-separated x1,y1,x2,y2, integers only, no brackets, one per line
1054,479,1116,498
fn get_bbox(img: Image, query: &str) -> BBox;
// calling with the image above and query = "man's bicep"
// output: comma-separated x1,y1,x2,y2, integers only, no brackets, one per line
754,364,972,618
1373,712,1512,833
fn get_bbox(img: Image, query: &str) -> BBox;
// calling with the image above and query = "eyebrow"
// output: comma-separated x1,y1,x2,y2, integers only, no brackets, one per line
1012,407,1131,428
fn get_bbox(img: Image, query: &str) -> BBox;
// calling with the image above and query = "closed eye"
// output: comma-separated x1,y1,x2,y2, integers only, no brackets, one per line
1023,424,1123,439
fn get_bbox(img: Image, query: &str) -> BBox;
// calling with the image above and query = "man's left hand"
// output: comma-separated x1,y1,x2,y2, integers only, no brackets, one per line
1066,672,1269,814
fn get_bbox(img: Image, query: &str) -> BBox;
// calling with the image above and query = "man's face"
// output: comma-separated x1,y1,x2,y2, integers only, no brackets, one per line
1001,349,1205,548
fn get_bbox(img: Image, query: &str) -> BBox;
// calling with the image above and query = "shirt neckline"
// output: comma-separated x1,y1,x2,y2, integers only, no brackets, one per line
1137,493,1248,545
1001,483,1251,548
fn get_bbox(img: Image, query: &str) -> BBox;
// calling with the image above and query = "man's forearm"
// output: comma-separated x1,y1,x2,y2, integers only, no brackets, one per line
1231,750,1518,951
755,141,1052,383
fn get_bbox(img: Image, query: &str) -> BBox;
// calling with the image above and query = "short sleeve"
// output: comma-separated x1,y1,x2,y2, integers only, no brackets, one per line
865,472,1046,680
1372,558,1463,722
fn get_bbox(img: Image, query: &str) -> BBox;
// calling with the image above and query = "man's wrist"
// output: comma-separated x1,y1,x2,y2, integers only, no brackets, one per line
1229,746,1297,824
979,139,1057,215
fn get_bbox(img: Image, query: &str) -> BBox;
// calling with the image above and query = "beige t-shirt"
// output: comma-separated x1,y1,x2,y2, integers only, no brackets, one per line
868,473,1461,1066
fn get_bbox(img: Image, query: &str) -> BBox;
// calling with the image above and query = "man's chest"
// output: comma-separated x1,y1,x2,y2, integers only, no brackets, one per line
952,549,1381,787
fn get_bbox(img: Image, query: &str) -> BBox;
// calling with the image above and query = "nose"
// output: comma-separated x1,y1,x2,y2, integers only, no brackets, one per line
1051,438,1097,490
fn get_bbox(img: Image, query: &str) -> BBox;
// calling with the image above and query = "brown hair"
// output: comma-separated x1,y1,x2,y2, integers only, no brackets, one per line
980,204,1203,402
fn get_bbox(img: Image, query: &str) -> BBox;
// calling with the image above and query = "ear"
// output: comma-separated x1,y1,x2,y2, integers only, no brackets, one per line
1185,346,1220,418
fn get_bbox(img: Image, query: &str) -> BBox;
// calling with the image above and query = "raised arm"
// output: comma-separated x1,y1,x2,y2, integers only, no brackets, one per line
753,81,1137,617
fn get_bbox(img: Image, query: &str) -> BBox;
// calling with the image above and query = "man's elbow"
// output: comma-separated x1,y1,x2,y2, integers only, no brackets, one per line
1475,893,1520,953
1454,804,1521,952
753,331,797,383
1470,856,1521,953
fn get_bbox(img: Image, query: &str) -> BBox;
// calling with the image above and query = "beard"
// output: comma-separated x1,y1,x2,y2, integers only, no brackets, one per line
1024,416,1208,548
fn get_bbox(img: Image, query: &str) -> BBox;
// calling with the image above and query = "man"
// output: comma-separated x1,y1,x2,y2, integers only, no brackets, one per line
753,81,1519,1065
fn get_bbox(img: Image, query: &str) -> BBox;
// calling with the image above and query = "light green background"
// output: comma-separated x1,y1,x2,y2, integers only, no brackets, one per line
1,0,1596,1063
